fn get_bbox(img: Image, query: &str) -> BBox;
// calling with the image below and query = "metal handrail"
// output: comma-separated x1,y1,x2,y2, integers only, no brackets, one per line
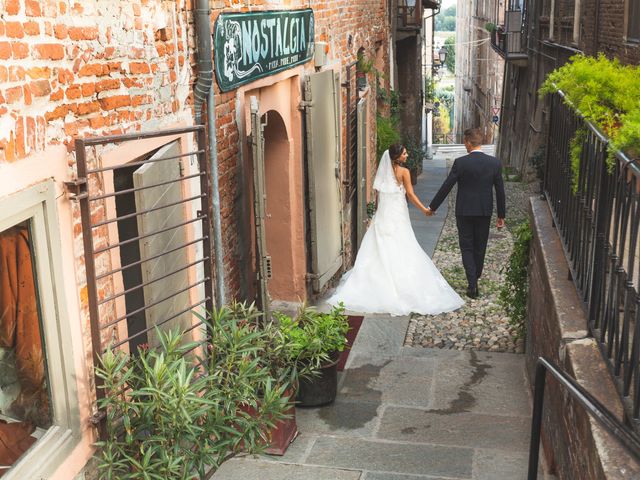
528,357,640,479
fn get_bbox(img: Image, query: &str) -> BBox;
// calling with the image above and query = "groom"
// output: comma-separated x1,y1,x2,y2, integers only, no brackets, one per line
426,128,506,299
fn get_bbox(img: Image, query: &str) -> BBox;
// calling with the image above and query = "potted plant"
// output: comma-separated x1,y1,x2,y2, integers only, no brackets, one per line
356,54,374,91
484,22,498,33
275,303,350,407
95,317,293,479
424,77,436,112
376,114,401,158
403,136,426,183
206,301,306,456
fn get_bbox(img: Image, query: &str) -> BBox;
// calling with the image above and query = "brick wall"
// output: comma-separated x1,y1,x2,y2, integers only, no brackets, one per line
1,0,389,305
581,0,640,62
2,1,388,476
0,0,192,162
208,0,388,299
0,0,197,410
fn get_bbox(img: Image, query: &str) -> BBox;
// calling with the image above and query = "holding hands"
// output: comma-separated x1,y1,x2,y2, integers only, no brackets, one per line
425,207,434,217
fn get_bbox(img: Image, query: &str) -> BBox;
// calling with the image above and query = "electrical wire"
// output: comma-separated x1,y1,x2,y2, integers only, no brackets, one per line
430,37,491,47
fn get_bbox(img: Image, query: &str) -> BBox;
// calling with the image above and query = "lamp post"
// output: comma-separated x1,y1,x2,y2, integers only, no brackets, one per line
432,45,448,80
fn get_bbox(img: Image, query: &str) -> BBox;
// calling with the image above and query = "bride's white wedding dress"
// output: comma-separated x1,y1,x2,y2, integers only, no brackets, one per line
328,151,464,316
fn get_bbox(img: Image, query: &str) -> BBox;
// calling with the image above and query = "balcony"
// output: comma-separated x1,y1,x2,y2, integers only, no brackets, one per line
397,0,440,31
490,10,528,66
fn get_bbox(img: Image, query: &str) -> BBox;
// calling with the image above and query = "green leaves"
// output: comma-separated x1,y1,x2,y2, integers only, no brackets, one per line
498,221,532,338
540,54,640,170
95,305,294,480
376,114,401,159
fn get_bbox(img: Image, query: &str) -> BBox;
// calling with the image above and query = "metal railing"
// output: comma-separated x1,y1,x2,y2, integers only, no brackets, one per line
489,10,528,61
544,91,640,424
397,3,422,29
528,357,640,479
343,61,359,201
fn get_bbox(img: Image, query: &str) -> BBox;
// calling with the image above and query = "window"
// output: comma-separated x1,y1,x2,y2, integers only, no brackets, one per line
0,181,80,479
628,0,640,41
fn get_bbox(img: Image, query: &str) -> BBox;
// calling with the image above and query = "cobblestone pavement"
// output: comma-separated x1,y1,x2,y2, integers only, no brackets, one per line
405,177,538,353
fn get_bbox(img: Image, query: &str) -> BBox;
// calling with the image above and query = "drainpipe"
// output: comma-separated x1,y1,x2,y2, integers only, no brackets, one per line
194,0,225,306
592,0,600,54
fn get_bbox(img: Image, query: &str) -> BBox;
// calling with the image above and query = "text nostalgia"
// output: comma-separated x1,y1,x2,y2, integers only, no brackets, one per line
214,9,315,92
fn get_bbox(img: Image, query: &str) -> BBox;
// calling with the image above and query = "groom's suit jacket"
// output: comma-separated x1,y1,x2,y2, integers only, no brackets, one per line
429,151,506,218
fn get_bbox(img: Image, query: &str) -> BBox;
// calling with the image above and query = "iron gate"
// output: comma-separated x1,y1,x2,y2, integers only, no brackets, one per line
71,126,214,427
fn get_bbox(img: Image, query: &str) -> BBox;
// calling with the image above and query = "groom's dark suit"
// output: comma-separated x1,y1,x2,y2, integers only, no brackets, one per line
429,150,506,294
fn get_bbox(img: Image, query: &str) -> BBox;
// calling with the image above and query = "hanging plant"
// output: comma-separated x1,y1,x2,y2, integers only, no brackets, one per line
539,54,640,180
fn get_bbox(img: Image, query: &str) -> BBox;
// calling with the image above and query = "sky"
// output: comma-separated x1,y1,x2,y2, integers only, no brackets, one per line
440,0,456,9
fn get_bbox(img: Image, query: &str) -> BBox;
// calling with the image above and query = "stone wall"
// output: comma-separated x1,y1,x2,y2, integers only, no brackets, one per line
527,196,640,479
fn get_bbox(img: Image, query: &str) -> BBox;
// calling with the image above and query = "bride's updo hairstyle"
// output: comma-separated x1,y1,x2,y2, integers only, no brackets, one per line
389,143,406,166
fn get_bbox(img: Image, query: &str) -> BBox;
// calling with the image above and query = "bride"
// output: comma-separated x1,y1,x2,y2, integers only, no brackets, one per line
328,144,464,316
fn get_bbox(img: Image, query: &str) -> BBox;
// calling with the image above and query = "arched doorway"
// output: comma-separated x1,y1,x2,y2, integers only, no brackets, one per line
262,110,298,301
243,79,308,311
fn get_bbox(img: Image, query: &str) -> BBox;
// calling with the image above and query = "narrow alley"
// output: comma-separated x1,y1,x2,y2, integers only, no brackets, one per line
211,149,540,480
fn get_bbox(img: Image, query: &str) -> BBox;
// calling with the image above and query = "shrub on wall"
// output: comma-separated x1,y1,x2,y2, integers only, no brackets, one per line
539,54,640,186
499,220,533,338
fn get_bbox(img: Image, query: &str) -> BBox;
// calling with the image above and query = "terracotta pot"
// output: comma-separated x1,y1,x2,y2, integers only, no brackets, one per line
239,389,298,456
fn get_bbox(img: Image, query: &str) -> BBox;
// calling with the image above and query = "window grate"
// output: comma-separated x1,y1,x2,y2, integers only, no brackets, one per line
73,126,215,436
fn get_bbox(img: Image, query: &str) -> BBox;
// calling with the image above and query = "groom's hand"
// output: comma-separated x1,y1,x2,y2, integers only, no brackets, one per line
425,207,434,216
496,217,505,229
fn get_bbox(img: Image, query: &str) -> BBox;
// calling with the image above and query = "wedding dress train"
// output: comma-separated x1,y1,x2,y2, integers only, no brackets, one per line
327,152,464,316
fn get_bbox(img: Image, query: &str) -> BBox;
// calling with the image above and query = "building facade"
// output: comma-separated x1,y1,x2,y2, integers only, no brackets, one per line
493,0,640,173
0,0,390,478
454,0,505,143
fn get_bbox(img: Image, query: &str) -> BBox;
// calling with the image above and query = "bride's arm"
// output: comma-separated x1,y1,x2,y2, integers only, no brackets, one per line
400,168,429,215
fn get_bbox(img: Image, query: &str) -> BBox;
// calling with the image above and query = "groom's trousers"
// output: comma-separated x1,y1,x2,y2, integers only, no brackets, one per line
456,215,491,289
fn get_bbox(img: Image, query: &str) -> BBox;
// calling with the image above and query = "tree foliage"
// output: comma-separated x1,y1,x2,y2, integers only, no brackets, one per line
435,6,456,31
540,54,640,170
444,36,455,73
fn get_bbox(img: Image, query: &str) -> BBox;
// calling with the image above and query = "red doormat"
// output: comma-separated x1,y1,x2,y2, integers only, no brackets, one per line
336,315,364,371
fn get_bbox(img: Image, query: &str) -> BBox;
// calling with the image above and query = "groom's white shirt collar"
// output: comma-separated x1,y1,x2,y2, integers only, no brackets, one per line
469,149,482,153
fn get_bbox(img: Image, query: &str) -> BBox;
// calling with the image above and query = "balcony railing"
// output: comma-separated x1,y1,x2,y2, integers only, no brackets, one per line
397,2,422,30
490,9,528,64
396,0,439,30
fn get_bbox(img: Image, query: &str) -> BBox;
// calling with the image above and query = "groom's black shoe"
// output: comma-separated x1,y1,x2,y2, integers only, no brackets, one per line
466,286,479,299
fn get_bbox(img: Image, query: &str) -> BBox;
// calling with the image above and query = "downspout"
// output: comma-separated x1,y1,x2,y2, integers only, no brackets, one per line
593,0,600,54
194,0,225,306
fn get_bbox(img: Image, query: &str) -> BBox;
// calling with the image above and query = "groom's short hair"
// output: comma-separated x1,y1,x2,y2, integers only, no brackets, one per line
463,128,483,147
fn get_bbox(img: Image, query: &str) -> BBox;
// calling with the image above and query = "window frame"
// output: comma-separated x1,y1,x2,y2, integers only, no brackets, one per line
0,180,81,480
626,0,640,42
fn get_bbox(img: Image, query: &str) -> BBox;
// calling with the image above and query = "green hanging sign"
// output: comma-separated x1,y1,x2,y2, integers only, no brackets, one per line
214,9,315,92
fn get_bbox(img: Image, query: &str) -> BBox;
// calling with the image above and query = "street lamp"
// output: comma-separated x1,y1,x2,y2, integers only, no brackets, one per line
432,45,448,80
438,46,447,65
